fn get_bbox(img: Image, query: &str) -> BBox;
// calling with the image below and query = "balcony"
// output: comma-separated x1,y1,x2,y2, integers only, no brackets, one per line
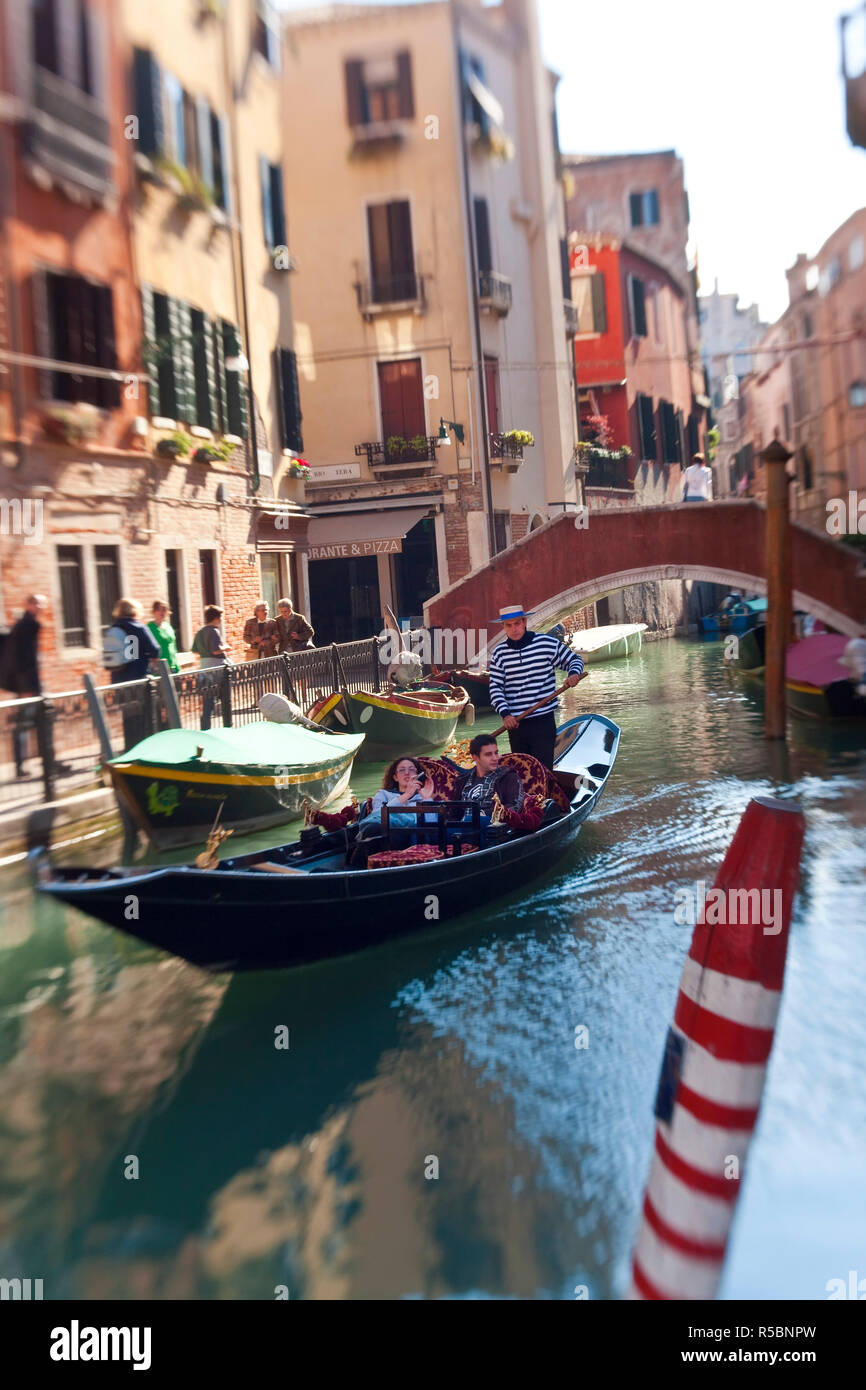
489,430,534,473
354,271,427,319
563,299,580,335
355,434,439,476
21,66,113,201
351,118,410,152
478,271,512,317
581,448,633,491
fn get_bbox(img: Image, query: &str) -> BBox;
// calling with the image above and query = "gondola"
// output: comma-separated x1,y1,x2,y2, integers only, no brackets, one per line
34,713,620,973
700,595,767,634
729,628,866,719
307,683,470,758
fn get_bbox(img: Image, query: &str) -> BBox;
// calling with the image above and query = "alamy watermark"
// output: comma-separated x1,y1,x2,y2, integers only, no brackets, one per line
674,880,783,935
826,491,866,536
0,497,42,545
378,626,488,667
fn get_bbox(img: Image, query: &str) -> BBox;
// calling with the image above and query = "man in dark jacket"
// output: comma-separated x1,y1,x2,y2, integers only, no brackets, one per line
275,598,314,653
454,734,522,816
4,594,46,776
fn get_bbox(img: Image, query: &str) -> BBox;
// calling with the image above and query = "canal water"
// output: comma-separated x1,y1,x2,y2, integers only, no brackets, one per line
0,638,864,1300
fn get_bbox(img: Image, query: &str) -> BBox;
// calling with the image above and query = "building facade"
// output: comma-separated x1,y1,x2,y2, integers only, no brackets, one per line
281,0,580,643
569,233,698,509
0,0,305,689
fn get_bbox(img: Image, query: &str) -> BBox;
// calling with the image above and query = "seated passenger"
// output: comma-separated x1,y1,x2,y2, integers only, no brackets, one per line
453,735,522,824
357,756,437,837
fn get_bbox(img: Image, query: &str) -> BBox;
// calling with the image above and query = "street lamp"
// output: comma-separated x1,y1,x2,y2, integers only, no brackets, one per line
437,417,465,446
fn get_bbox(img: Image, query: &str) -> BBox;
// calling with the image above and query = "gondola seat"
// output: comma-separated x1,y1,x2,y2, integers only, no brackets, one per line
499,753,571,813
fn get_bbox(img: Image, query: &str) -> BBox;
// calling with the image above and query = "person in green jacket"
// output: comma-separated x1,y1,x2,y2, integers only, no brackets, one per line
148,600,180,673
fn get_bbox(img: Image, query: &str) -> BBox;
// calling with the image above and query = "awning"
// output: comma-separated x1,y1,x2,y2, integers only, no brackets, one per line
306,507,431,562
466,71,505,129
256,509,311,553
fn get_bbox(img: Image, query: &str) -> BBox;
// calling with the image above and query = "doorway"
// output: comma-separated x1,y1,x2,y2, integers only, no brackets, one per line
308,555,380,645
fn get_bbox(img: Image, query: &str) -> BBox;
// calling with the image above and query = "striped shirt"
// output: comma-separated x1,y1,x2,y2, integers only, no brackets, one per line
489,630,584,719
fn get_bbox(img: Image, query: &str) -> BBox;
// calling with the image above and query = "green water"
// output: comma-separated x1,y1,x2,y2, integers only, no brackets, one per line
0,639,864,1299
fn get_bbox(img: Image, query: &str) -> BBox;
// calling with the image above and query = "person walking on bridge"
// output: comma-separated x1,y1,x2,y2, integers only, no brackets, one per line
488,604,585,770
683,452,713,502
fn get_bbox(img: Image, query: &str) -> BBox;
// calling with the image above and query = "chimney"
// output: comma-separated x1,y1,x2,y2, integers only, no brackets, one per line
786,253,810,304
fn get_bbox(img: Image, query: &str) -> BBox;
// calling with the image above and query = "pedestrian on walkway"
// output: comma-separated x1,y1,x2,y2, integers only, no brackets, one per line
192,604,231,729
103,599,160,684
243,602,279,659
488,603,585,770
148,600,180,673
682,453,713,502
2,594,46,776
275,597,314,653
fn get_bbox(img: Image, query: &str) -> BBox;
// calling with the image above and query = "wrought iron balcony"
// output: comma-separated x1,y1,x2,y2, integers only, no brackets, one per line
21,66,113,200
563,299,580,335
354,271,426,317
478,271,512,316
355,435,439,468
489,432,534,470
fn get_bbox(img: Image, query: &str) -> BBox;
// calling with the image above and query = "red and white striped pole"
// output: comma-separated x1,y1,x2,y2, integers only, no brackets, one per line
628,795,805,1300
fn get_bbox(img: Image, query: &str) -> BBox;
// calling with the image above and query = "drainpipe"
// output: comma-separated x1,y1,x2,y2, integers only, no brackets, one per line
220,10,260,494
450,1,496,560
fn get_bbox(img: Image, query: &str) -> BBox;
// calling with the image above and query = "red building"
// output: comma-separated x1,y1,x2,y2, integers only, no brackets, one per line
569,233,704,506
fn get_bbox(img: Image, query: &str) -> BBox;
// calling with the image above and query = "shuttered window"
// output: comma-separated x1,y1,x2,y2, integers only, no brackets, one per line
560,238,571,301
367,200,414,302
637,393,656,461
628,274,647,337
659,400,679,463
33,0,60,75
630,190,660,228
43,271,119,408
275,348,303,453
474,198,492,275
260,157,286,249
254,1,281,69
95,545,121,635
377,358,425,443
191,309,219,430
344,50,413,127
590,273,607,333
221,322,248,439
133,48,164,156
57,546,88,647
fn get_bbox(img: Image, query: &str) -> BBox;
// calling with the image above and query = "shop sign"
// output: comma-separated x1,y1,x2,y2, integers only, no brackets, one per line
308,537,403,560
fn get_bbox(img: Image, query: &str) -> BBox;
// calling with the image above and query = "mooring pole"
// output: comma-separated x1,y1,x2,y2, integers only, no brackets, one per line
762,437,794,740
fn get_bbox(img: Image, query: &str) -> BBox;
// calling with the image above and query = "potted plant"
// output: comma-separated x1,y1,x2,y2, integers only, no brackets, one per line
502,428,535,448
408,433,429,458
279,456,310,502
192,437,234,464
41,401,102,445
385,435,407,459
156,430,193,460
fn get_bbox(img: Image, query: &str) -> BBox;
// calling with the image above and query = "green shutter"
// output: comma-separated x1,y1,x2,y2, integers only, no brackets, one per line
168,297,194,422
222,321,248,439
203,314,219,432
140,284,160,418
212,316,227,432
276,347,302,452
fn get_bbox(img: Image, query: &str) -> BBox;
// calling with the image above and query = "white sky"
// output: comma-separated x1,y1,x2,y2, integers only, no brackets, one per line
278,0,866,322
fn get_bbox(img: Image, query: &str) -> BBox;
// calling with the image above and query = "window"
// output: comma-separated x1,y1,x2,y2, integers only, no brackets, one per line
254,1,281,69
57,546,88,647
484,355,501,436
659,400,679,463
464,54,490,136
132,49,230,210
367,200,415,302
377,358,425,446
629,190,659,228
782,402,791,438
800,445,814,492
652,285,663,343
850,236,865,272
165,550,185,651
221,322,248,438
637,393,656,460
42,271,119,408
628,274,647,337
850,380,866,408
275,348,303,453
78,0,93,95
191,308,219,432
802,312,813,338
259,157,286,250
474,198,492,275
94,545,121,636
572,273,607,334
199,550,218,608
344,51,413,127
493,511,511,554
33,0,60,75
141,288,244,435
818,258,842,296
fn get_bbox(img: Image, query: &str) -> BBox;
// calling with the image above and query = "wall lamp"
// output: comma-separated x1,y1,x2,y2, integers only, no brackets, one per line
437,417,465,446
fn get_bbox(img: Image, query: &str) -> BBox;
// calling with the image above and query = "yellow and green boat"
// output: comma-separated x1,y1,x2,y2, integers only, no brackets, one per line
308,685,469,758
106,722,365,849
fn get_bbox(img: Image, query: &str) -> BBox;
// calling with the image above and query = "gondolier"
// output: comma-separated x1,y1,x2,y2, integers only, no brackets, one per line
489,604,585,769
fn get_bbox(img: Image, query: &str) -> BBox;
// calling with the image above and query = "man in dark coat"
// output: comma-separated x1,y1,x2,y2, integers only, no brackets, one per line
275,598,314,653
3,595,46,776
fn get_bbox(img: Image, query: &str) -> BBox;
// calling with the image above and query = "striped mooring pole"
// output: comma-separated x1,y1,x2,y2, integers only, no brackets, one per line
628,795,806,1300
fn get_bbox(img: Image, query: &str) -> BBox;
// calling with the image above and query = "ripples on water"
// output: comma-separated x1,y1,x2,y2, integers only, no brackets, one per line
0,640,863,1299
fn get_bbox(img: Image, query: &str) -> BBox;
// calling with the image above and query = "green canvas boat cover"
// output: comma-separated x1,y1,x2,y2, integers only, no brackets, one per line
111,721,364,770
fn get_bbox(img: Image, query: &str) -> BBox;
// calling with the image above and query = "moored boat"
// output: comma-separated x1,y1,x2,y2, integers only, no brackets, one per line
729,627,866,720
566,623,647,664
308,684,469,757
700,595,767,634
35,713,620,972
105,721,365,849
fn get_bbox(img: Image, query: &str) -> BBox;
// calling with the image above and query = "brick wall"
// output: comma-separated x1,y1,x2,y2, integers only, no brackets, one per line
443,475,486,582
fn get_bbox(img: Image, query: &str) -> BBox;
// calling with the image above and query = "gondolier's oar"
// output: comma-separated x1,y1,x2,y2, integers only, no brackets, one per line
490,672,590,737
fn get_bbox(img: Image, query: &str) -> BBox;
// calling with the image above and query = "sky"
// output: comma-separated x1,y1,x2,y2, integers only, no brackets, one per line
278,0,865,323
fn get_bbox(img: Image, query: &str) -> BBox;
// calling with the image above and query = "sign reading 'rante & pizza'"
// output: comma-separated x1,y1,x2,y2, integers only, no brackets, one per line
308,538,402,561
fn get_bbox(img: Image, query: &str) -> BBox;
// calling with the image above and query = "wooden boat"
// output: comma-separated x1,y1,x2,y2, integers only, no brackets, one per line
307,684,469,758
729,628,866,719
105,721,365,849
432,669,491,709
35,713,620,972
567,623,647,664
700,595,767,634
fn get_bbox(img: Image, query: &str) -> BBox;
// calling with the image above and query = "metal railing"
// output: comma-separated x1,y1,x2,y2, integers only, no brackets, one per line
0,638,383,810
489,432,534,461
355,435,439,467
354,271,427,314
583,452,633,490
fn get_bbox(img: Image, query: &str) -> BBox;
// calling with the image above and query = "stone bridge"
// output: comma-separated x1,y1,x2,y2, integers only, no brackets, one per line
424,501,866,643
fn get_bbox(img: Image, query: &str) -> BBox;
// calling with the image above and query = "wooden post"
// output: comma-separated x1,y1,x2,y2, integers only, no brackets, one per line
762,437,794,740
158,660,182,729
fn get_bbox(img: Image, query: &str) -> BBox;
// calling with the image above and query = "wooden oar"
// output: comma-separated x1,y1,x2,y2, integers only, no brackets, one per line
490,672,589,737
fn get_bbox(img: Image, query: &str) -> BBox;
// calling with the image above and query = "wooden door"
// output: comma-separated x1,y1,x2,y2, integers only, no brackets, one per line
378,359,425,445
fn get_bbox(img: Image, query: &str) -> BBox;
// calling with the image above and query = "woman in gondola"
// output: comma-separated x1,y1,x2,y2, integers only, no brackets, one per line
357,755,437,838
